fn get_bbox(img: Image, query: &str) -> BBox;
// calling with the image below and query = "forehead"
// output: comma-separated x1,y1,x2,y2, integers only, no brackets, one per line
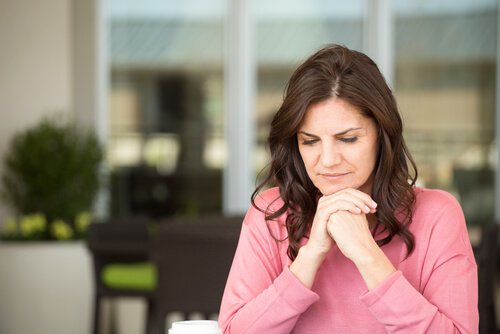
299,97,372,132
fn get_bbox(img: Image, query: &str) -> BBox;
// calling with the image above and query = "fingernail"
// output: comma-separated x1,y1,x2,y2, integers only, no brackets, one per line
371,201,378,208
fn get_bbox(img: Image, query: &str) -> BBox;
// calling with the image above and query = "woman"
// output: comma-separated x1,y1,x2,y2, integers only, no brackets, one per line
218,44,478,333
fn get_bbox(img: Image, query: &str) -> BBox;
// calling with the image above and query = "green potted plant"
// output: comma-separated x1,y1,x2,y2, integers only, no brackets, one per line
0,116,103,241
0,116,103,334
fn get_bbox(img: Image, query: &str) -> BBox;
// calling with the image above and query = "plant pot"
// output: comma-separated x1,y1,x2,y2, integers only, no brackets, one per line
0,241,92,334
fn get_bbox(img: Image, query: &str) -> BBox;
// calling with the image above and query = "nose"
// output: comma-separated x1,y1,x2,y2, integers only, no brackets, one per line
320,142,342,167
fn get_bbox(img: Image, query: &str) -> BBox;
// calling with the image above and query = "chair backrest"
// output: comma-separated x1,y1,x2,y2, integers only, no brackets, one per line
87,217,151,263
474,223,499,334
86,217,154,297
152,215,243,316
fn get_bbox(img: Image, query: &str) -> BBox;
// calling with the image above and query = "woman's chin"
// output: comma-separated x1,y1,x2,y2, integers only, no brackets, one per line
318,185,350,196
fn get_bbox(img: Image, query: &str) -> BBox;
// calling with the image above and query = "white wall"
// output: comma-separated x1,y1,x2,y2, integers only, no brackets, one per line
0,0,73,223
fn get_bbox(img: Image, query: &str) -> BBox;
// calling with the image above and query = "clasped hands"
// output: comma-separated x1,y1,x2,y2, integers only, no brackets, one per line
309,188,379,263
293,188,396,290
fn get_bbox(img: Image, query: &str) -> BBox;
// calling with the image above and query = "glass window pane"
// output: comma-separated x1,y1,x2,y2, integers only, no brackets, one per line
105,0,226,217
393,0,497,225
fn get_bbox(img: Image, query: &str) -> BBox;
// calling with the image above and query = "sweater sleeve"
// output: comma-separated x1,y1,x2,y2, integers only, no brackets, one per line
218,200,319,333
360,190,479,333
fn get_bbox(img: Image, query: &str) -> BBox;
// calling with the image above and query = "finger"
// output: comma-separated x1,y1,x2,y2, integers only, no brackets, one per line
328,199,367,214
338,188,378,209
327,211,371,237
319,191,376,214
318,196,368,215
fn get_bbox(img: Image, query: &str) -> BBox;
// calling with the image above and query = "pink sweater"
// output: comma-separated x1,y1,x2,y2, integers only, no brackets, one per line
218,187,478,333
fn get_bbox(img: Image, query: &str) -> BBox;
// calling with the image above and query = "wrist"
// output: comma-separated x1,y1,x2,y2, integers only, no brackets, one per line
347,238,381,265
300,243,329,263
351,246,396,290
289,244,328,289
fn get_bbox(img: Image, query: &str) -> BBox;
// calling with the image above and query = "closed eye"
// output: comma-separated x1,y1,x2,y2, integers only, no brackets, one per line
301,138,319,145
339,137,358,143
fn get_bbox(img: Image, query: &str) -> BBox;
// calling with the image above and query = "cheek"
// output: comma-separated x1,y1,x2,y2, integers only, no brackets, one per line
351,145,377,173
298,148,316,174
299,153,310,173
363,144,379,173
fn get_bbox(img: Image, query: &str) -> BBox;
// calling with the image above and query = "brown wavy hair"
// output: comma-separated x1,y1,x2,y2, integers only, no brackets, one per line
251,44,418,261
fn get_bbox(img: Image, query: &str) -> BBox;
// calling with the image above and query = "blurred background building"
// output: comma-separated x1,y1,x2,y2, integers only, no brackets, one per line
0,0,498,225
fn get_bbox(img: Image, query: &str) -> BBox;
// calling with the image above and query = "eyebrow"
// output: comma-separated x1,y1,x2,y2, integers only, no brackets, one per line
298,127,363,137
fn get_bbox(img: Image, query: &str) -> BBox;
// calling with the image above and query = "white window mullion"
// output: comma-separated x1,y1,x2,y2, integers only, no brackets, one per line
73,0,109,218
363,0,394,88
223,0,256,214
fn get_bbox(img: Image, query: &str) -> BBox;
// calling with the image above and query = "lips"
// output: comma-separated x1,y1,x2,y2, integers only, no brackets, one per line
319,172,350,183
321,172,349,178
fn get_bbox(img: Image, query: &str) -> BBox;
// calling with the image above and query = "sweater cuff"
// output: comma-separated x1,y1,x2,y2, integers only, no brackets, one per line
273,266,320,313
359,270,403,307
359,270,435,323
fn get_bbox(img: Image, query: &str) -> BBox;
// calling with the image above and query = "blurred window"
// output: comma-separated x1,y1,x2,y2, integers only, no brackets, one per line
102,0,497,223
393,0,497,225
105,0,226,217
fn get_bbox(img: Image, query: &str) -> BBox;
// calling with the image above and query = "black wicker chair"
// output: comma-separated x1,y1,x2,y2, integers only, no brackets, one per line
149,215,243,333
473,223,499,334
87,217,158,334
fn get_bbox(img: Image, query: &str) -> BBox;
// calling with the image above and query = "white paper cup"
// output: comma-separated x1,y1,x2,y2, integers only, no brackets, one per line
168,320,222,334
